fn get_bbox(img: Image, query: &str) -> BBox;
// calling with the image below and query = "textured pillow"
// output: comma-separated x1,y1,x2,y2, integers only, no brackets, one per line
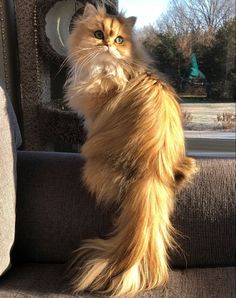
0,87,21,276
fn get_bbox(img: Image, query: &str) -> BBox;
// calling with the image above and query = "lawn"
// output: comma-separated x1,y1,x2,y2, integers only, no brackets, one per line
181,103,236,132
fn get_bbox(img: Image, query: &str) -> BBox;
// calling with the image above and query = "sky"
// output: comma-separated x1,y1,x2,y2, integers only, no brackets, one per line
119,0,169,29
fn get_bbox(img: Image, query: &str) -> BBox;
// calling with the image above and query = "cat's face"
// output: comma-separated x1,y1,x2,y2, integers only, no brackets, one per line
68,4,137,66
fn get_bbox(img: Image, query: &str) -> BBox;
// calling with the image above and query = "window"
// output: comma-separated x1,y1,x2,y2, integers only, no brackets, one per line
3,0,234,154
120,0,236,157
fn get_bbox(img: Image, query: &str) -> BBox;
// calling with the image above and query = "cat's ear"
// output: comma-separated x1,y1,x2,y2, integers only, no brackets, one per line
126,16,137,28
83,3,97,17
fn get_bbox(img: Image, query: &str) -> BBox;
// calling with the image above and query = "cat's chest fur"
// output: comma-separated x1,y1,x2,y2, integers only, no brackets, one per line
69,62,128,132
80,62,127,87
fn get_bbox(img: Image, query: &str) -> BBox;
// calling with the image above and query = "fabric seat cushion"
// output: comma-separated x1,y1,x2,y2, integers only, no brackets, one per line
0,264,235,297
14,152,235,268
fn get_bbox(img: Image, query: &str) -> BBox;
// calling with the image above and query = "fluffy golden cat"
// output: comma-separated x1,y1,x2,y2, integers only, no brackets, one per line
65,3,196,297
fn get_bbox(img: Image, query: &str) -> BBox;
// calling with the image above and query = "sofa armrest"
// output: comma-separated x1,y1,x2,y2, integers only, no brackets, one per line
13,151,235,269
173,157,235,268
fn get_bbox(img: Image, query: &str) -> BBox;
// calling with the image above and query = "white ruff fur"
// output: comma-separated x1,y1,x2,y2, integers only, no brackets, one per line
67,52,128,131
76,54,127,83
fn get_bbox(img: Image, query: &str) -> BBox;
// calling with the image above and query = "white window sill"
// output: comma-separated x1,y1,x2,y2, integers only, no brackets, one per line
185,130,235,139
185,131,236,158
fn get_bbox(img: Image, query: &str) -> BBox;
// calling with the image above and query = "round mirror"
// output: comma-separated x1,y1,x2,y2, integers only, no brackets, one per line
45,1,84,58
36,0,118,66
36,0,86,65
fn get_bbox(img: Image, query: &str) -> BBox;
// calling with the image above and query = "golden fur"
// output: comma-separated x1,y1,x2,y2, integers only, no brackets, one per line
65,3,197,297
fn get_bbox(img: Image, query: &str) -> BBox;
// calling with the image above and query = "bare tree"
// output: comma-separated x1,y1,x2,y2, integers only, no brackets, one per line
157,0,235,34
156,0,235,56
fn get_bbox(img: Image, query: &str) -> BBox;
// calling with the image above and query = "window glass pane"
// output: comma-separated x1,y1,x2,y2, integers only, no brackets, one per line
120,0,236,139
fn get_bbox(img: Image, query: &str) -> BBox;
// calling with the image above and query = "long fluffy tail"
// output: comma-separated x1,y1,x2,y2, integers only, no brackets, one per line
68,73,197,296
69,175,176,296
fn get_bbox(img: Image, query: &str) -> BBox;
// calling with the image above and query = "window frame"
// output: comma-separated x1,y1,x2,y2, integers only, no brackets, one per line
186,137,235,158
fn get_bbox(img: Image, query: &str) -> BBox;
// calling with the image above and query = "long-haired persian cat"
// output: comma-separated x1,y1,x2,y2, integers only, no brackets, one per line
65,2,196,297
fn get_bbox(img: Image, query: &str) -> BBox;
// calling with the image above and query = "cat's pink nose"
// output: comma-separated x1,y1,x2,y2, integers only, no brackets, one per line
103,45,109,51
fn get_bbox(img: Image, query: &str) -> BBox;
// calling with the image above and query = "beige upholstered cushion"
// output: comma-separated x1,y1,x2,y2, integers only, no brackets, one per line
0,87,21,276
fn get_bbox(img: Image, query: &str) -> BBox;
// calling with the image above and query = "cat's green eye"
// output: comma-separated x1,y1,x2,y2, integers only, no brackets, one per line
115,36,124,44
94,30,104,40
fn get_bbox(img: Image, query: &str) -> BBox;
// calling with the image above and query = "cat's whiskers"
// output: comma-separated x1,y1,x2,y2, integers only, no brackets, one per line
71,51,97,80
56,48,98,77
70,47,105,62
77,50,103,79
71,48,104,84
56,56,73,78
